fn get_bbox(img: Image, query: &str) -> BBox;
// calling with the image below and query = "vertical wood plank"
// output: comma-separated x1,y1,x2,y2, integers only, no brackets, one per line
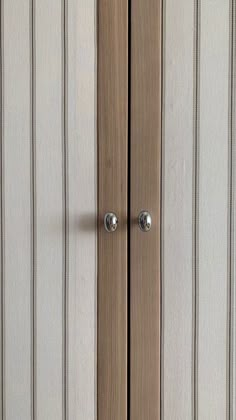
130,1,161,420
67,1,96,419
198,2,229,418
98,2,128,420
35,1,63,418
3,0,32,418
162,0,195,418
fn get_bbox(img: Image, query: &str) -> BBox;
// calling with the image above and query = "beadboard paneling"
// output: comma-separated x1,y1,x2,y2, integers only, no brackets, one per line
163,1,231,419
162,0,195,417
3,1,32,418
0,1,97,419
35,1,64,418
67,1,96,419
197,2,229,419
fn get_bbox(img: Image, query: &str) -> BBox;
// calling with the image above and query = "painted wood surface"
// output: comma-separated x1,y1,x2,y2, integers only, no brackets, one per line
198,2,229,419
163,0,231,419
35,1,64,418
67,1,96,419
162,0,195,417
3,1,32,418
0,1,97,419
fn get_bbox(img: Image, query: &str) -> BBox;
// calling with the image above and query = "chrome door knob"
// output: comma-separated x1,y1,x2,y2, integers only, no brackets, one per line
138,211,152,232
104,212,118,233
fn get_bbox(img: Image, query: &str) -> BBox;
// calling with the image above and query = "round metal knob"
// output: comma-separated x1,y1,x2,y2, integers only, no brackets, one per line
138,211,152,232
104,212,118,233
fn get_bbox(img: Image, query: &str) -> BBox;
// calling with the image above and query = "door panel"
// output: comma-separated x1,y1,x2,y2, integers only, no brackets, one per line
130,1,161,420
162,0,195,418
97,2,128,420
3,1,32,417
1,1,97,419
198,2,229,418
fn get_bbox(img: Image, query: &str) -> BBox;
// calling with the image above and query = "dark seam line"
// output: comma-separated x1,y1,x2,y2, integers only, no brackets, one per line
62,0,68,419
228,1,234,418
30,0,36,418
127,1,131,420
193,0,200,419
160,0,165,418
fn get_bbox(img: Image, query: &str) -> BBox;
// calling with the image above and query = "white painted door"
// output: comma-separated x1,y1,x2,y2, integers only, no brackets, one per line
162,0,233,419
0,1,96,419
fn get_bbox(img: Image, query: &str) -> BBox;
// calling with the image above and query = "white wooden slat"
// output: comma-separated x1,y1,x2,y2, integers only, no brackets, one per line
197,2,229,419
67,1,96,419
3,0,32,418
35,1,64,418
162,0,195,418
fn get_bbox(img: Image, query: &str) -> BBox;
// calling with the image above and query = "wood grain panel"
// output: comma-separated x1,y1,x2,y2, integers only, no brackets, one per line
35,1,64,418
162,0,195,418
98,2,128,420
198,2,229,418
130,2,161,420
3,1,32,418
67,1,97,419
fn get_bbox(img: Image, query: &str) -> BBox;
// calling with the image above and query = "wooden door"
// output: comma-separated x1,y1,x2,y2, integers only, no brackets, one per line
130,1,162,420
130,0,233,419
1,1,234,420
97,2,128,420
0,1,96,419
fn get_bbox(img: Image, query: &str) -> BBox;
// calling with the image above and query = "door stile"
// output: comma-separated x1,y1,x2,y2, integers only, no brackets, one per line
130,1,162,419
97,2,128,420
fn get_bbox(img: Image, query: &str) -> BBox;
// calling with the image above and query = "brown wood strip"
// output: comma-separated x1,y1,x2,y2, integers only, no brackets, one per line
97,2,128,420
130,1,162,419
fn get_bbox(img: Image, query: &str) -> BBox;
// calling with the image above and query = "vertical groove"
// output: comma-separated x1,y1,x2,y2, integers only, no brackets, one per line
160,0,166,420
94,1,97,418
62,0,68,418
193,0,200,419
0,0,4,418
228,0,235,418
30,0,36,418
160,0,166,418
